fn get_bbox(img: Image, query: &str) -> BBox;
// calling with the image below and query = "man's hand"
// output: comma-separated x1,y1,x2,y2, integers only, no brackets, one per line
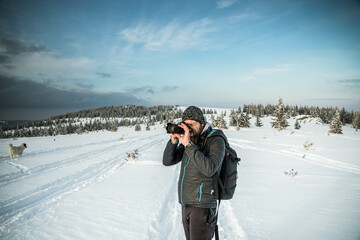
170,133,179,144
173,123,190,146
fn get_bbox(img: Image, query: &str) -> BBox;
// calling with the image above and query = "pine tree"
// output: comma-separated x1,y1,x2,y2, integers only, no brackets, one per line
255,115,263,127
271,98,289,131
255,109,263,127
239,112,250,128
353,111,360,131
217,114,228,129
229,109,238,126
294,120,301,130
329,109,342,134
211,115,217,128
135,122,141,131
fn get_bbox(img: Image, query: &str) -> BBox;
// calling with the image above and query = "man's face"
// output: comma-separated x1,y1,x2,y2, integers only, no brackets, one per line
184,120,203,136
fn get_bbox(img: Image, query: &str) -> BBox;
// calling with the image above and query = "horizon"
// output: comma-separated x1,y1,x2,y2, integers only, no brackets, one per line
0,101,357,122
1,0,359,120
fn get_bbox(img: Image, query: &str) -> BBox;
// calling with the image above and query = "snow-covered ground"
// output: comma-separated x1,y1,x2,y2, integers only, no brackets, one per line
0,115,359,240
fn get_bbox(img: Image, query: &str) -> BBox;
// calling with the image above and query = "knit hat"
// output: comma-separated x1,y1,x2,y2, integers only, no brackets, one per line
182,106,205,124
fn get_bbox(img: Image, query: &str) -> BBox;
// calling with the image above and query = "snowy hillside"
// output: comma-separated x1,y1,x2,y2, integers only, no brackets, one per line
0,115,359,240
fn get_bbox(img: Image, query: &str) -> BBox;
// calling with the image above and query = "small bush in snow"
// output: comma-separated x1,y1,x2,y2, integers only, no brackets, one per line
284,169,298,177
303,140,314,150
126,149,139,161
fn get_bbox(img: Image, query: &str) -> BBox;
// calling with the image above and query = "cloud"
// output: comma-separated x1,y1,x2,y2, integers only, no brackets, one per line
0,51,96,80
0,75,148,110
119,18,218,52
216,0,237,9
162,86,179,92
0,35,96,81
238,64,293,82
0,36,47,55
75,83,94,90
253,64,293,75
96,72,112,78
337,79,360,88
228,13,258,23
126,86,155,95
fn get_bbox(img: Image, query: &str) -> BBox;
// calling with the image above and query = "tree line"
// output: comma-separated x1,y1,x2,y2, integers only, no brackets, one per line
1,102,359,138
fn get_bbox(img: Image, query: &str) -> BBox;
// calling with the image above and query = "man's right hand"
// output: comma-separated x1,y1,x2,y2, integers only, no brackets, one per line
170,134,179,144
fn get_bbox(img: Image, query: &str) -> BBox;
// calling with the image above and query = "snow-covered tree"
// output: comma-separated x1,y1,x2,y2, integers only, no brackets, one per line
353,111,360,131
255,115,263,127
216,113,228,129
229,109,238,126
329,109,342,134
271,98,289,131
135,122,141,131
294,120,301,130
239,112,250,128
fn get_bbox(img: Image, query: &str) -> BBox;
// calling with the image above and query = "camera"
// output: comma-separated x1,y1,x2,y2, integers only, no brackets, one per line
166,122,193,134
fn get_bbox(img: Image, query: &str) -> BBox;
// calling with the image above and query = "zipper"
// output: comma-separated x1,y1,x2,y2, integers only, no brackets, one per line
180,155,190,205
199,183,203,202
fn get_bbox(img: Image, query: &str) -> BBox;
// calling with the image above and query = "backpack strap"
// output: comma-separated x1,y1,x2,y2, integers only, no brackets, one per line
205,129,226,240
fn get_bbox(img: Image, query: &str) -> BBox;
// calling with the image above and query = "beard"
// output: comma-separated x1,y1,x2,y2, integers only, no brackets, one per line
190,134,200,145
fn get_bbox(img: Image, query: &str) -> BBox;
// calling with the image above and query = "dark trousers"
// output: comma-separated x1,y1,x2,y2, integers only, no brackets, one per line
182,205,217,240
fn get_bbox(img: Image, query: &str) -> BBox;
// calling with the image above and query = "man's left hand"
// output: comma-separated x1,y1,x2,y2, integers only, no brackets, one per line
174,123,190,146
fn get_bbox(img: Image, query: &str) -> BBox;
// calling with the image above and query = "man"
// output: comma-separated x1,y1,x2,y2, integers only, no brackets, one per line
163,106,225,240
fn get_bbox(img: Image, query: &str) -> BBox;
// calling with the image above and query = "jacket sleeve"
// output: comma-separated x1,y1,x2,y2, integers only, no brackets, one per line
185,136,225,177
163,139,185,166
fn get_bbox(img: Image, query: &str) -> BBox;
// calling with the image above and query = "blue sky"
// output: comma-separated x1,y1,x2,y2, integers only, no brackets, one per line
0,0,359,119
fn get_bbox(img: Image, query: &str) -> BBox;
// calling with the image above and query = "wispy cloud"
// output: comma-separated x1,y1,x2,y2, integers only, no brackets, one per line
162,86,179,92
119,18,218,52
337,79,360,88
126,86,155,95
216,0,237,9
238,64,293,81
228,13,258,23
75,83,94,90
253,64,293,75
96,72,112,78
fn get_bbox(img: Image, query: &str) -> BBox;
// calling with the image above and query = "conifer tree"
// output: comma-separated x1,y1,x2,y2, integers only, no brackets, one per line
271,98,289,131
217,113,228,129
294,120,301,130
211,115,217,128
353,111,360,131
255,116,262,127
329,109,342,134
135,122,141,131
239,111,250,128
229,109,239,126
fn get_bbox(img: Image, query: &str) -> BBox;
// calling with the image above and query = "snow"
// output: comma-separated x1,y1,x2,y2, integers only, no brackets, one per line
0,115,359,240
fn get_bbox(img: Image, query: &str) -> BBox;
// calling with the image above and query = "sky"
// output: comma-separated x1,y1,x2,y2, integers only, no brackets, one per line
0,0,359,120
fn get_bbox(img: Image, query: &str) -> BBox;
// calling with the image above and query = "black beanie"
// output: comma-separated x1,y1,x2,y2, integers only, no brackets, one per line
182,106,205,124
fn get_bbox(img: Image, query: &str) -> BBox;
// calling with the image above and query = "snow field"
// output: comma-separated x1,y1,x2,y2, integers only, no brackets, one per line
0,116,359,240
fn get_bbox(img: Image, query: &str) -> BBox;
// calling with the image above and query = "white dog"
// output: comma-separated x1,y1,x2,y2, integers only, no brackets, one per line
9,143,27,160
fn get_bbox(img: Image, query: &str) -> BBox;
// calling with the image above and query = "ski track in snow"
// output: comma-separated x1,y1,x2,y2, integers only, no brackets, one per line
145,164,183,240
0,133,167,235
229,140,360,175
0,134,155,184
218,201,247,240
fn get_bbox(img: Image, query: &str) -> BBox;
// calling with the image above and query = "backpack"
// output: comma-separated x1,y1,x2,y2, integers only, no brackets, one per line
206,129,241,200
206,129,241,240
